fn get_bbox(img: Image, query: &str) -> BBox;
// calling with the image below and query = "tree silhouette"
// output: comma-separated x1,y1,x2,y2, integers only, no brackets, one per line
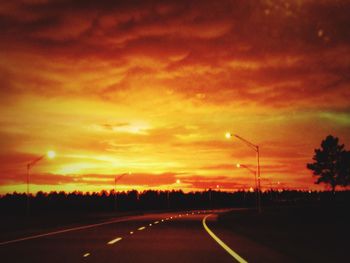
307,135,350,193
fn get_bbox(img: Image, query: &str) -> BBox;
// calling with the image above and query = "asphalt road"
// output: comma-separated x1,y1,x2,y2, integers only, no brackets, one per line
0,210,291,263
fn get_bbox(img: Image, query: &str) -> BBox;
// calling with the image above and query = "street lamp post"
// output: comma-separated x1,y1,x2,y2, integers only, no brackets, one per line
26,150,56,215
114,172,131,212
168,179,181,210
226,133,262,213
236,163,259,212
167,190,170,209
209,188,212,208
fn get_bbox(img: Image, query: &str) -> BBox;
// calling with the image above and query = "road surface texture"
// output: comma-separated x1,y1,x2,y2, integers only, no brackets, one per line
0,209,292,263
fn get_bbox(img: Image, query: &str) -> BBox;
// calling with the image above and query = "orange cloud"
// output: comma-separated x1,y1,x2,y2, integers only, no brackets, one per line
0,0,349,194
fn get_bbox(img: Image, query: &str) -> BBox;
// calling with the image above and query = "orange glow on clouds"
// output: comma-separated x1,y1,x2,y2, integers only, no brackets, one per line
0,0,350,194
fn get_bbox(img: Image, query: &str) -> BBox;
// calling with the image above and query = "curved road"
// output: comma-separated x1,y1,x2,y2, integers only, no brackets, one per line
0,210,290,262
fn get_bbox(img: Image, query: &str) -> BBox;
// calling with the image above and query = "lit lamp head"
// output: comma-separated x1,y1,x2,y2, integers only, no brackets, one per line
225,132,232,139
236,163,241,168
47,150,56,159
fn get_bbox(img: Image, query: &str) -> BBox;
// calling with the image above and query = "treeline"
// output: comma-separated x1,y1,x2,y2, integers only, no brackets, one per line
1,189,349,215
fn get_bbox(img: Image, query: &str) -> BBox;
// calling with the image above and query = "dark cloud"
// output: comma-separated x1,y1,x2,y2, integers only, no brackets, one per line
0,0,349,193
1,0,349,109
2,0,349,52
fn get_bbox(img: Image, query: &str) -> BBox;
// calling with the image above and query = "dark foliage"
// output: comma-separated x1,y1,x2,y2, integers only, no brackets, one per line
1,189,350,216
307,135,350,192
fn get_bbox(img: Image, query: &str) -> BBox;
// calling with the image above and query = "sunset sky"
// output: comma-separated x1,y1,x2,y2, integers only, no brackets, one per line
1,0,349,194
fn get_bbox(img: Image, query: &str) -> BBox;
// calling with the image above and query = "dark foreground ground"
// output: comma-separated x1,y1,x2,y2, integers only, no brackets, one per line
0,210,241,263
0,206,348,262
217,205,350,262
0,211,144,242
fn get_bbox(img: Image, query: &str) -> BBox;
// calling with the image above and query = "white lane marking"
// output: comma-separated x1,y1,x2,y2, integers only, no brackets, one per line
0,215,142,246
83,253,90,257
202,214,248,263
130,231,134,234
138,226,146,231
107,237,122,245
154,221,159,224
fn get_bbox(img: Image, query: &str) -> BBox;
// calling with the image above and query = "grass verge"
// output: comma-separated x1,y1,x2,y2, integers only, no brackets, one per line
217,205,349,262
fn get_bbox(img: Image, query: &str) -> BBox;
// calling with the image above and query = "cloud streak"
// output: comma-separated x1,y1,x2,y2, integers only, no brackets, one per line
0,0,349,193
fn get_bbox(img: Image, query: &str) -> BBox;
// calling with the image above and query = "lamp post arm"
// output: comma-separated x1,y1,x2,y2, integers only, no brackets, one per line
234,134,258,151
27,155,45,169
240,164,256,175
115,173,128,184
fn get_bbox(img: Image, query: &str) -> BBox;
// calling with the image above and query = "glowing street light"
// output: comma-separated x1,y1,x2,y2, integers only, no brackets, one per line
26,150,56,215
226,132,262,213
225,132,232,139
47,150,56,159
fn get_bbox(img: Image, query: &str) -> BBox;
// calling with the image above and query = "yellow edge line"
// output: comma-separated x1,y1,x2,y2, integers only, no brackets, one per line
202,214,248,263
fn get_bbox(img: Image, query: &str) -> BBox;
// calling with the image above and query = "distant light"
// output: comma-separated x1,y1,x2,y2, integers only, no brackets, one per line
318,29,324,37
236,163,241,168
176,179,181,184
216,185,219,188
225,132,232,139
47,150,56,159
249,187,254,192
